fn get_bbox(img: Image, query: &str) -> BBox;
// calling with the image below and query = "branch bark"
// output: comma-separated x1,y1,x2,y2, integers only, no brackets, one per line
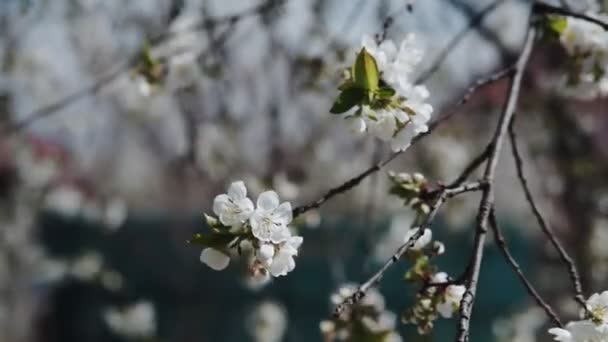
455,24,536,342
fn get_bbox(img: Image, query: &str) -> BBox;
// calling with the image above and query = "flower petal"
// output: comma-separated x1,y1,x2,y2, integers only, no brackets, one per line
270,225,291,244
212,194,230,217
200,248,230,271
257,191,279,211
274,202,293,225
227,181,247,200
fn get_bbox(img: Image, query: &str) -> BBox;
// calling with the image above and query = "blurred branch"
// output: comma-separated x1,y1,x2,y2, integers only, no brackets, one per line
2,1,285,135
508,116,587,310
456,22,535,342
416,0,512,84
489,208,563,328
534,2,608,30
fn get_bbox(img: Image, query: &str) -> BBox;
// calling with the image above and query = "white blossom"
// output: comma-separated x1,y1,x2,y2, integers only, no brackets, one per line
355,34,433,151
213,181,254,227
246,301,288,342
268,234,303,277
436,284,466,318
104,301,156,339
249,191,292,243
549,320,608,342
559,13,608,99
200,248,230,271
584,291,608,323
403,227,432,251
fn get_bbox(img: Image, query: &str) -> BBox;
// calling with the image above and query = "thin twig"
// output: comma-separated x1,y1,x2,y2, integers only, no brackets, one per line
292,65,513,219
447,143,493,188
533,2,608,31
489,209,563,327
416,0,511,84
333,180,484,316
508,116,587,310
456,24,536,342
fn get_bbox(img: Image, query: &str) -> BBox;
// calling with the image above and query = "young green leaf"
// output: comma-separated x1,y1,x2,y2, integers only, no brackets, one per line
376,87,396,99
188,232,235,249
353,48,380,91
330,87,366,114
547,16,568,35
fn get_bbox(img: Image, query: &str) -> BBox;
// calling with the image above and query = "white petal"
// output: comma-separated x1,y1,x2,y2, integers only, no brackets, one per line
548,328,573,342
257,191,279,211
200,248,230,271
257,244,275,267
346,116,366,135
250,212,272,242
390,126,416,152
436,301,453,318
274,202,293,225
270,225,291,244
288,236,304,250
227,181,247,200
212,194,230,217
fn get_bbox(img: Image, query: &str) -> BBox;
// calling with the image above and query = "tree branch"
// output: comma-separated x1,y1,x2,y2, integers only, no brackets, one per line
533,2,608,31
508,116,587,310
489,209,563,328
333,179,485,316
455,23,536,342
292,65,513,219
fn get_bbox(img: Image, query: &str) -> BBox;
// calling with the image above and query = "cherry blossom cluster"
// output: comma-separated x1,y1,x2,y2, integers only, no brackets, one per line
320,284,402,342
330,34,433,151
549,291,608,341
553,13,608,99
195,181,303,279
398,224,464,334
388,171,432,214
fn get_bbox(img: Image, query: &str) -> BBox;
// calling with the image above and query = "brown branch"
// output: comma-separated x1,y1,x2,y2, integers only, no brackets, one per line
333,180,484,316
533,2,608,31
292,65,513,219
508,116,587,310
447,143,493,188
489,209,563,328
456,24,536,342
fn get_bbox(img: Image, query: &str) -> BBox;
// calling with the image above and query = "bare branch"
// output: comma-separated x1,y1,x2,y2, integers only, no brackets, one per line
489,209,563,328
456,24,536,342
416,0,512,84
508,116,587,310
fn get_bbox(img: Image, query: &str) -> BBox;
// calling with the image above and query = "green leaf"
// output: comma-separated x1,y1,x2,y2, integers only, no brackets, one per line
547,16,568,34
353,48,380,91
330,87,366,114
188,232,235,249
376,87,395,99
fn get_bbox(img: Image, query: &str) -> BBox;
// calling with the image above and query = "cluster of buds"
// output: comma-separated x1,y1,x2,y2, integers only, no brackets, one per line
403,272,465,334
191,181,303,282
320,284,402,342
388,171,432,214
